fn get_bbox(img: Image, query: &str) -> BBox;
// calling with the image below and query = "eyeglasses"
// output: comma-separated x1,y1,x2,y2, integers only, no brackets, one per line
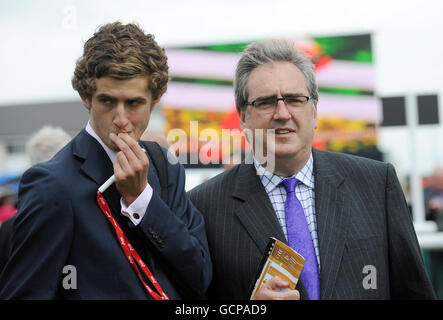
246,95,312,112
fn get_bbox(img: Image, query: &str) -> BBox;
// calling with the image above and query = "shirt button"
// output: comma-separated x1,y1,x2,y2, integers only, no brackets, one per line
133,213,140,220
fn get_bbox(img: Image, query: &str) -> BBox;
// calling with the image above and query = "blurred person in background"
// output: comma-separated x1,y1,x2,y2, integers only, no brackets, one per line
189,39,435,300
0,187,16,273
0,126,70,274
25,125,71,165
0,21,211,299
0,187,16,225
424,166,443,298
425,166,443,229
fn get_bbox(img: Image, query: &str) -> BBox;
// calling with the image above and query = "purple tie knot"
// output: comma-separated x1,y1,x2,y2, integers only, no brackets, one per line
282,177,299,193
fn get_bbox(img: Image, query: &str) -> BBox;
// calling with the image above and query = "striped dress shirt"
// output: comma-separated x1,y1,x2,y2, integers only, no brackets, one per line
253,153,321,270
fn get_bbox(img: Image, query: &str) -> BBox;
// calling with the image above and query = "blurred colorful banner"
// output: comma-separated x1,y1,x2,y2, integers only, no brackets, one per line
159,34,382,166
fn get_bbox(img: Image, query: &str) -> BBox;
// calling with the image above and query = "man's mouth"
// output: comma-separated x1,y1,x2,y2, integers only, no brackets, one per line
116,130,131,135
274,128,295,134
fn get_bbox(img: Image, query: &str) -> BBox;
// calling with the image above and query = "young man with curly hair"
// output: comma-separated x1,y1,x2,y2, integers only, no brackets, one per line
0,22,212,300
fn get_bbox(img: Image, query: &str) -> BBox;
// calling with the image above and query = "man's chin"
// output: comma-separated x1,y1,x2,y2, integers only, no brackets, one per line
274,152,297,160
104,140,120,152
273,147,305,161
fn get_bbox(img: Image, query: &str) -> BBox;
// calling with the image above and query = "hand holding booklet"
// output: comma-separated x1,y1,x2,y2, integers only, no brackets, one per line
249,237,305,299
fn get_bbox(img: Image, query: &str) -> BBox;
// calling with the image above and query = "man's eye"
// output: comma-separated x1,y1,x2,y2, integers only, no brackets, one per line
127,100,142,107
286,98,303,103
255,99,274,107
100,98,112,105
286,97,307,106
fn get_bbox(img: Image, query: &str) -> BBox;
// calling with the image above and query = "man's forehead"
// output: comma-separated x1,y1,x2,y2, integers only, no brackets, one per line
247,61,308,96
93,75,152,97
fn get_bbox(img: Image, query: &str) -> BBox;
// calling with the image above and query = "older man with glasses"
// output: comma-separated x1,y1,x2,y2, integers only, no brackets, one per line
189,39,436,300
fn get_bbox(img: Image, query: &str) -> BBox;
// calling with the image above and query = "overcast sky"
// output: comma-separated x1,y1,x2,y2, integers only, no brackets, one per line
1,0,443,105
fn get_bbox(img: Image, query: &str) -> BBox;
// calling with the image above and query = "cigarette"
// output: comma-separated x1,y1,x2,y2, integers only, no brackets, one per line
98,175,115,193
97,146,147,193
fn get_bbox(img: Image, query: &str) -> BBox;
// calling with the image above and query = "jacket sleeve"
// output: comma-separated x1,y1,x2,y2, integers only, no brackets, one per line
137,157,213,298
0,165,74,299
385,163,436,299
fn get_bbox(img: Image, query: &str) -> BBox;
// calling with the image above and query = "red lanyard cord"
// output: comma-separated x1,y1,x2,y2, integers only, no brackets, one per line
97,190,169,300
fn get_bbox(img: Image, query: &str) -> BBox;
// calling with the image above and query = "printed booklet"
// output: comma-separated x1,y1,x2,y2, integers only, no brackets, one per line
249,237,305,298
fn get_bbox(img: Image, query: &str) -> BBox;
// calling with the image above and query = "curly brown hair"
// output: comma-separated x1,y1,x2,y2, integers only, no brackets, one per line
72,22,169,103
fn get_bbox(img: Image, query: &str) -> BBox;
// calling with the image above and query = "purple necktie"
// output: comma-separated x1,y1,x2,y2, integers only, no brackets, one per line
282,177,320,300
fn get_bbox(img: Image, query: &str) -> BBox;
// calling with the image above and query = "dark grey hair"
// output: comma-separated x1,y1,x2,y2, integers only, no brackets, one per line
234,39,319,112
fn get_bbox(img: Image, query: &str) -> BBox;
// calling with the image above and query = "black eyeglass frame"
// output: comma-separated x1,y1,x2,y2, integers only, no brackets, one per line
245,95,312,108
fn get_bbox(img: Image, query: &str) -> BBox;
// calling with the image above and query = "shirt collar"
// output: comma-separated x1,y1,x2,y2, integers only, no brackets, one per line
85,121,117,164
253,152,315,193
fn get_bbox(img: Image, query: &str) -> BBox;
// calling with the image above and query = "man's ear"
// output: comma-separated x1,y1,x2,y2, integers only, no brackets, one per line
239,108,253,145
81,95,91,111
313,101,318,130
239,108,247,130
150,98,160,111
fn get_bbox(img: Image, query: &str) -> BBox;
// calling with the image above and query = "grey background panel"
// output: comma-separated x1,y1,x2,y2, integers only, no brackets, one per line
0,101,88,145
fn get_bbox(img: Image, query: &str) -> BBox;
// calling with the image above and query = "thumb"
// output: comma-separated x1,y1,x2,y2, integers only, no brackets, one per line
267,276,290,290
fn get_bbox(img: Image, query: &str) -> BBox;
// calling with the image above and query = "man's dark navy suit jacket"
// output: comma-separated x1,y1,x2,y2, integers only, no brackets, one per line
0,129,212,299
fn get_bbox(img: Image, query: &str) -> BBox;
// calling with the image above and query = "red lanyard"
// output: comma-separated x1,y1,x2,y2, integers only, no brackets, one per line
96,190,169,300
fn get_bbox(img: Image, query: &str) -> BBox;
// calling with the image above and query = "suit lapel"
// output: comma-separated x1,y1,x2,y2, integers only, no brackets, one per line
232,163,286,249
313,149,349,300
232,162,310,300
73,130,121,215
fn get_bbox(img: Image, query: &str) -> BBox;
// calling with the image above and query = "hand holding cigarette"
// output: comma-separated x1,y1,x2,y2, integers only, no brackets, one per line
99,133,148,205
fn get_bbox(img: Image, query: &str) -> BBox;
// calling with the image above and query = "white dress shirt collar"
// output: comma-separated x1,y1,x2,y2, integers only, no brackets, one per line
253,152,315,193
85,121,118,164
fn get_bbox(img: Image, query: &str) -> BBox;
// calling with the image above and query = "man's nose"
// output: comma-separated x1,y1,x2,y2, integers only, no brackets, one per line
113,104,130,128
273,99,291,120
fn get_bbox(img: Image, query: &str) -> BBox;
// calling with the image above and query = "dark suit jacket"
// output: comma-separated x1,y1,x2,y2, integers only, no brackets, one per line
0,129,212,299
188,148,436,300
0,217,14,274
